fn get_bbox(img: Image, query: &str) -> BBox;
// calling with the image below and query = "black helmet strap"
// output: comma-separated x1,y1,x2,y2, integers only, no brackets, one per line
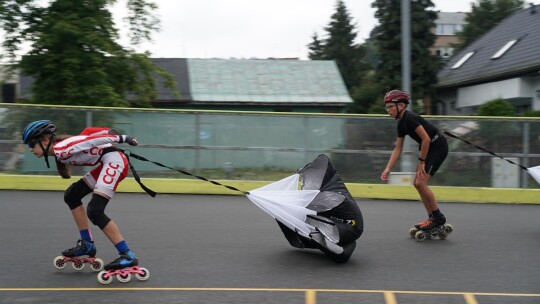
39,134,56,168
394,102,405,120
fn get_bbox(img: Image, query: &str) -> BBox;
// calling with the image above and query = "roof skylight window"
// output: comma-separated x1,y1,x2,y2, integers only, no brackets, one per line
451,51,475,69
491,39,518,59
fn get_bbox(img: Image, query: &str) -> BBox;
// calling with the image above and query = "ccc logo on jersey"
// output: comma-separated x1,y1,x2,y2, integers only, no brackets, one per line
102,163,120,184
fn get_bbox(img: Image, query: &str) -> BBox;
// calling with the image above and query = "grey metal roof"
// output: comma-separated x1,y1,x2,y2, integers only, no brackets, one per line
186,58,353,103
152,58,191,101
18,58,352,105
437,5,540,88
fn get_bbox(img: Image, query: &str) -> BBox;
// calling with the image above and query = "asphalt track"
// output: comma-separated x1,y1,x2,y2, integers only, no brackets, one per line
1,190,539,304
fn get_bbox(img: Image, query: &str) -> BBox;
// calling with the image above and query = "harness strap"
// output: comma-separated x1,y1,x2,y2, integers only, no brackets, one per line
100,147,156,197
123,152,157,197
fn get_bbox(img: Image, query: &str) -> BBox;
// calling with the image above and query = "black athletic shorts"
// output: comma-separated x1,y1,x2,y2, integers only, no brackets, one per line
424,136,448,176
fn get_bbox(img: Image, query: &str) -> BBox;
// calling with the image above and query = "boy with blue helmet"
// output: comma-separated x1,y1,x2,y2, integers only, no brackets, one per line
23,120,143,275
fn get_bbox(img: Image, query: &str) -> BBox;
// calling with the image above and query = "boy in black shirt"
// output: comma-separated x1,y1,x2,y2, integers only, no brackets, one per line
380,90,449,231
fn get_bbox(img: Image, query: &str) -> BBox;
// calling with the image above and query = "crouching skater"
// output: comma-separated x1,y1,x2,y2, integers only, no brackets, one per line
22,120,140,271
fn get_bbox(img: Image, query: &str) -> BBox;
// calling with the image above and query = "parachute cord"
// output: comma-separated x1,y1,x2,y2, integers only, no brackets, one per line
442,130,528,171
120,149,250,196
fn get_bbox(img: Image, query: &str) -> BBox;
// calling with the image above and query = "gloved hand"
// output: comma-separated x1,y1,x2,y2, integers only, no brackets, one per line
108,128,121,135
119,135,138,146
125,135,138,146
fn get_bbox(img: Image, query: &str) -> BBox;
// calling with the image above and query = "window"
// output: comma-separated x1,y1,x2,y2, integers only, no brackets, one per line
491,39,518,59
436,24,463,35
451,51,475,69
1,84,15,103
437,47,455,58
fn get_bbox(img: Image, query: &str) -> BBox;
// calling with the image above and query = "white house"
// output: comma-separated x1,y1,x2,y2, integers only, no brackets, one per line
436,4,540,115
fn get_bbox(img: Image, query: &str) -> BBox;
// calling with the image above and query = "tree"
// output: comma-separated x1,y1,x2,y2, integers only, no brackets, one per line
0,0,176,107
371,0,440,112
455,0,525,51
347,70,383,114
307,0,368,92
307,33,325,60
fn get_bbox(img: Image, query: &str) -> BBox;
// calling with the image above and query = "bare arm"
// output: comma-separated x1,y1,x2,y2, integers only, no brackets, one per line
381,137,404,181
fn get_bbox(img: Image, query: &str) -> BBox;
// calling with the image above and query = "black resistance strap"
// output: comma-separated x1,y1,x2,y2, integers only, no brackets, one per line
119,149,249,197
442,130,528,171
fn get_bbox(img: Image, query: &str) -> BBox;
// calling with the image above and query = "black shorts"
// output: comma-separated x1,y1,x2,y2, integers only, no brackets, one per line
425,136,448,176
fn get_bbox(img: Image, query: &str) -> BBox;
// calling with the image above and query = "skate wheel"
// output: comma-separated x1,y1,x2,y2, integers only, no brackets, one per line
439,231,448,240
91,258,104,272
409,228,418,238
53,256,67,270
414,230,426,242
444,224,454,234
117,272,132,283
97,271,113,285
71,259,85,271
135,267,150,281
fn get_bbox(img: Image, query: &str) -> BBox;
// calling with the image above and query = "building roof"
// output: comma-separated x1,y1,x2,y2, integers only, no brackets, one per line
152,58,192,101
185,58,352,104
19,58,353,106
437,5,540,88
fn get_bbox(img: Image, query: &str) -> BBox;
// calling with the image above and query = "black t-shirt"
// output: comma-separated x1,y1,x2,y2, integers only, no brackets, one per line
397,110,439,145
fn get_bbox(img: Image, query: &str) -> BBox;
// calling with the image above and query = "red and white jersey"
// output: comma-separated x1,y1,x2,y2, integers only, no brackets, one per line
53,128,121,166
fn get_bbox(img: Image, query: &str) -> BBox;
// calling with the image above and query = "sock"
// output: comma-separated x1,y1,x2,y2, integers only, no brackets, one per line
115,240,130,254
80,229,92,242
432,209,443,218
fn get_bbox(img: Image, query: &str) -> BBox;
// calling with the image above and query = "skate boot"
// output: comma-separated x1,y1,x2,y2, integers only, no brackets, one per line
98,251,149,285
62,239,96,257
53,239,104,271
104,250,139,271
411,215,453,242
416,215,446,231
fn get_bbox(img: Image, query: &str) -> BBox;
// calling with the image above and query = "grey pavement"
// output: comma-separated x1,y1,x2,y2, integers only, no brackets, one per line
0,190,539,304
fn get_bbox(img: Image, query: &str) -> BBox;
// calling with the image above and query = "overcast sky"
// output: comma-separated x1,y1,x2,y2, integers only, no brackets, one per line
3,1,539,61
111,0,540,60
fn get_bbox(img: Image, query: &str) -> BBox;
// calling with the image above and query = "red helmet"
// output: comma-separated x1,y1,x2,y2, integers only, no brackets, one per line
384,90,410,104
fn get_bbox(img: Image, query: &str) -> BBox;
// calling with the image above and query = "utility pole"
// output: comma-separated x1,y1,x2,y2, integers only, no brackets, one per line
401,0,414,172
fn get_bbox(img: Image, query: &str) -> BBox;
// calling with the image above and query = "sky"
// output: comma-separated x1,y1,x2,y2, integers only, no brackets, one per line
3,0,540,61
110,0,493,60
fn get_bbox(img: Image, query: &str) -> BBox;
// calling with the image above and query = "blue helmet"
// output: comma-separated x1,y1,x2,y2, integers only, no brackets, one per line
22,120,56,144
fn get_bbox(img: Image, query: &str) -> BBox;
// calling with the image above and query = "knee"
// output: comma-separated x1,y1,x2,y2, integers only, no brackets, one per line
87,194,111,230
414,179,427,189
64,180,91,210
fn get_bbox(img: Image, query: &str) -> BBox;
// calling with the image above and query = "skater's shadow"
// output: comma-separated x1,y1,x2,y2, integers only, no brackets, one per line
269,249,362,268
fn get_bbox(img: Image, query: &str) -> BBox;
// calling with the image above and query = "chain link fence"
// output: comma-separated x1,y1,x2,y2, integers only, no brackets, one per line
2,104,539,188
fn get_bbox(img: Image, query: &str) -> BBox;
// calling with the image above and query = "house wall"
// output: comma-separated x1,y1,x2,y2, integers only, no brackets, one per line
435,90,458,115
0,66,18,103
437,76,540,114
534,77,540,110
458,78,522,108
